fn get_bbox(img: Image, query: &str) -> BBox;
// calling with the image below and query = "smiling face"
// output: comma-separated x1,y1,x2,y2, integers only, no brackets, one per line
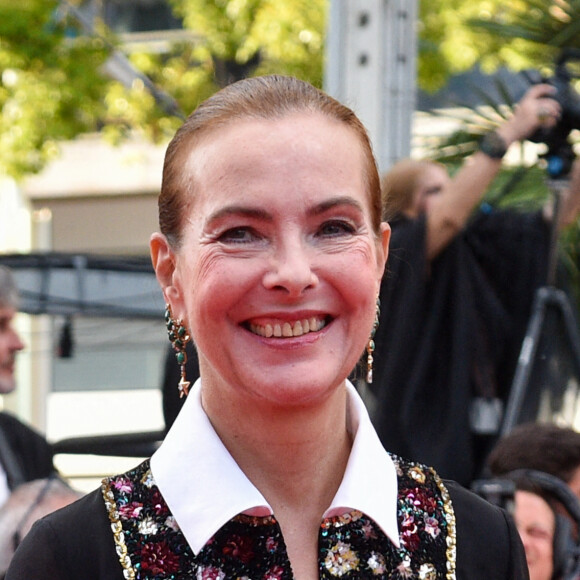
152,112,389,411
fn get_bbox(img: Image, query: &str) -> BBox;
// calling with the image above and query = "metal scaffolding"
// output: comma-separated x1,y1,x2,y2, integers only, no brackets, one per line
324,0,418,172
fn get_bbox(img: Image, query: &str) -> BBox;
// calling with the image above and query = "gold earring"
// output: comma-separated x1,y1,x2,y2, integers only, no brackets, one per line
366,298,380,384
165,304,192,398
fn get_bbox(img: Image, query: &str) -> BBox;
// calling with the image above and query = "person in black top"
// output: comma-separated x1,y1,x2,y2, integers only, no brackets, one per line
364,84,580,487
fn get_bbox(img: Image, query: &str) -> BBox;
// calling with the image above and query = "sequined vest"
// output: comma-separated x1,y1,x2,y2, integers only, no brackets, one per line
102,456,456,579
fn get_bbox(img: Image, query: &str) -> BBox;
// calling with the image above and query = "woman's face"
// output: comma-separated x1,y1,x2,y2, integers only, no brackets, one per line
405,164,450,218
153,112,389,409
514,490,556,580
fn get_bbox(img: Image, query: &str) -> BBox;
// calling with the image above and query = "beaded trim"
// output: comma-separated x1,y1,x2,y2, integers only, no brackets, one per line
432,469,457,580
392,458,457,579
102,478,136,579
102,458,457,579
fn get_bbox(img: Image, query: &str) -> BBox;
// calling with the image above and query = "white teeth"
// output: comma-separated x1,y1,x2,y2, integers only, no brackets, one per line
249,317,326,338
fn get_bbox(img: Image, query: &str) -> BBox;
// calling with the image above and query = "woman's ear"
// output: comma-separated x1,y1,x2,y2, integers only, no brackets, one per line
150,232,180,306
377,222,391,279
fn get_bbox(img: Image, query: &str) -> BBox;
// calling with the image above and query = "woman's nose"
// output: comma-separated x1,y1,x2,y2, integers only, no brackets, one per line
262,240,319,296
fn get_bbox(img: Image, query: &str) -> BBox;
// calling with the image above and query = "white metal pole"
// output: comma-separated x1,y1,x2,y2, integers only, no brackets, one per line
324,0,418,172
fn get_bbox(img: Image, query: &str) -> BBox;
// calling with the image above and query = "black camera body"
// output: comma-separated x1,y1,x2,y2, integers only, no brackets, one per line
527,48,580,177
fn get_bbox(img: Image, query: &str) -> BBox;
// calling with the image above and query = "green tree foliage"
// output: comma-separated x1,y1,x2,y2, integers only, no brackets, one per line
418,1,580,90
468,0,580,73
418,0,508,91
0,0,110,177
172,0,327,86
125,0,327,124
160,0,326,94
3,0,580,180
0,0,327,179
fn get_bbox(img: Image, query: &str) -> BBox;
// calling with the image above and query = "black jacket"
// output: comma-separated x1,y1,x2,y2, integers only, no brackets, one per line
6,474,528,579
0,412,55,490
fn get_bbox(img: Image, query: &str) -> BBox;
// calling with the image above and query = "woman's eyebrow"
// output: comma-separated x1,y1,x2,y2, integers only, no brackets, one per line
204,205,273,224
201,196,363,225
309,196,365,216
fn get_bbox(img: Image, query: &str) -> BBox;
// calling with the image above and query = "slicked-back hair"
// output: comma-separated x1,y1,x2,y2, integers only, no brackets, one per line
159,75,383,248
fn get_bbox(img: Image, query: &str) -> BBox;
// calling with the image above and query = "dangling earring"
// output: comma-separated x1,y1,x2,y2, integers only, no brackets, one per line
165,304,192,398
366,298,380,384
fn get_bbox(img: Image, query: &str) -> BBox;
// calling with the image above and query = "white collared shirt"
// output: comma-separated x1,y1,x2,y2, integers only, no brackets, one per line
151,379,399,555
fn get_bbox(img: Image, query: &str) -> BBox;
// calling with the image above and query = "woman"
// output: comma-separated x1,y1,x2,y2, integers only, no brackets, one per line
366,86,580,486
7,76,527,579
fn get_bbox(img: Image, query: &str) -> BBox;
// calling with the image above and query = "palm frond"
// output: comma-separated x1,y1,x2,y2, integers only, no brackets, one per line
432,1,580,305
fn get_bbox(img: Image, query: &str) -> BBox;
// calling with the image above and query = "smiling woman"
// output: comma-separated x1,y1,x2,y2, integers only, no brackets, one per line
154,111,385,413
8,75,528,580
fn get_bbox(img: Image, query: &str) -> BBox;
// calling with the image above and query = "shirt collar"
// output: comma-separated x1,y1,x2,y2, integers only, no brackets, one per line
151,379,399,554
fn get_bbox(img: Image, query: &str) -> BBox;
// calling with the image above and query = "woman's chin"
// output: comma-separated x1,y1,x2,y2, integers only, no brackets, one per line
246,370,345,410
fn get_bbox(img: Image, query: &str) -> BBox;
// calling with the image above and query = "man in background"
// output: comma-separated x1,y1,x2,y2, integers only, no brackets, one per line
0,266,55,506
485,423,580,580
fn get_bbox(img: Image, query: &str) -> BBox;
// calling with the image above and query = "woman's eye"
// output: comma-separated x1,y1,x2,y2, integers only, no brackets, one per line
218,227,260,243
318,220,357,237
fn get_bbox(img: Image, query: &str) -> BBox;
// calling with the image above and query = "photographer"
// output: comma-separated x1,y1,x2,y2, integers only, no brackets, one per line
365,83,580,486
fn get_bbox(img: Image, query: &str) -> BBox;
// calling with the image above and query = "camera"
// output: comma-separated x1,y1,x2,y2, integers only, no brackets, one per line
526,48,580,178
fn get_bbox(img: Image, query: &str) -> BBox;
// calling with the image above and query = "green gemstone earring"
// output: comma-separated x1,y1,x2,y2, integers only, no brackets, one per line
366,297,380,384
165,304,192,398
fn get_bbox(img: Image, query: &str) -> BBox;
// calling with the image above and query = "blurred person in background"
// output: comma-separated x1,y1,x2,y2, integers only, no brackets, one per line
0,476,82,578
488,422,580,499
514,483,560,580
0,266,56,505
484,429,580,580
364,84,580,486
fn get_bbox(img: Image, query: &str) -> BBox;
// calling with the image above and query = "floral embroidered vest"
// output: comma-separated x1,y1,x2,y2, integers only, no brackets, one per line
102,456,456,579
